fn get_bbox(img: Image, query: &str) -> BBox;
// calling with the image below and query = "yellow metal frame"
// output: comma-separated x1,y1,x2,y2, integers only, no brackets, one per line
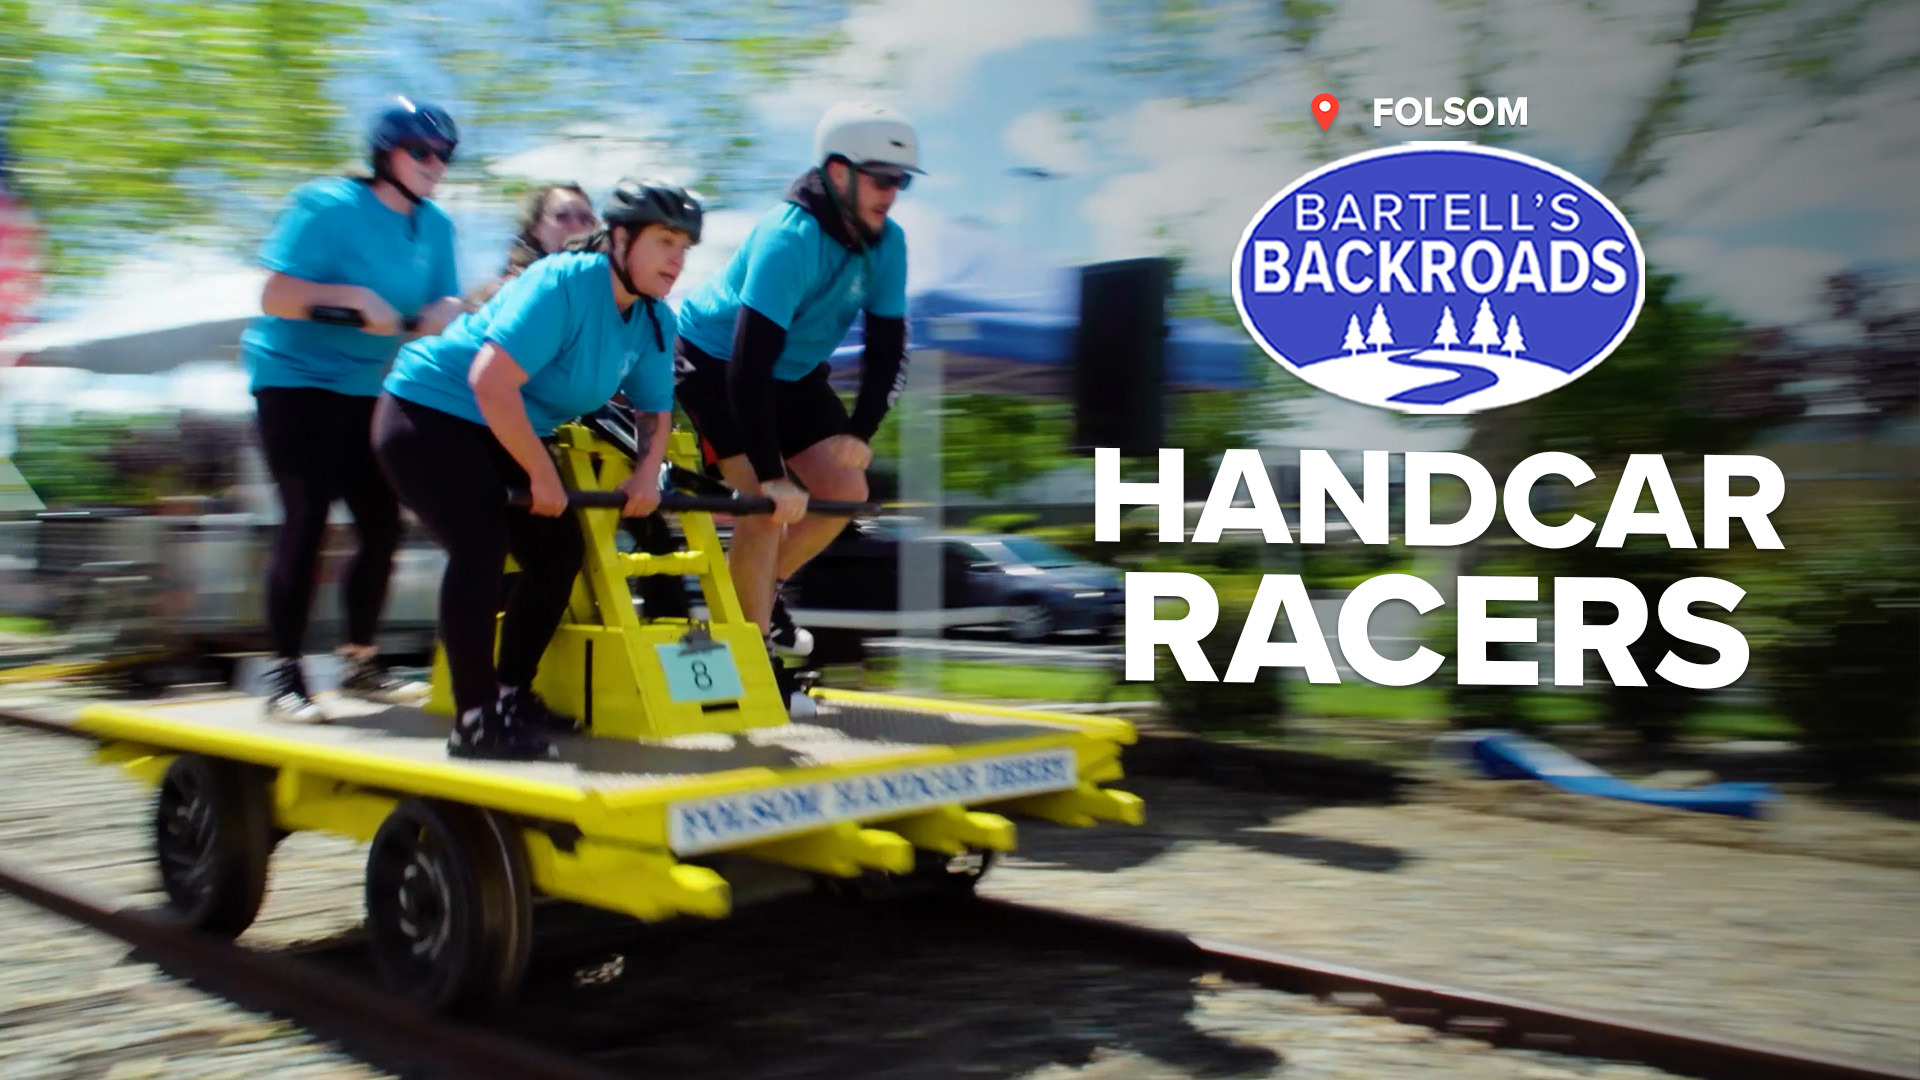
425,428,785,737
76,422,1144,926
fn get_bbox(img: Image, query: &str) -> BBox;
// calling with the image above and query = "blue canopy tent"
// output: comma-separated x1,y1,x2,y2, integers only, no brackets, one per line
825,214,1257,396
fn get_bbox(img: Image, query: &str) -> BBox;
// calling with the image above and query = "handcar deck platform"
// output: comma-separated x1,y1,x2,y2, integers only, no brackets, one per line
76,689,1139,865
46,421,1143,1016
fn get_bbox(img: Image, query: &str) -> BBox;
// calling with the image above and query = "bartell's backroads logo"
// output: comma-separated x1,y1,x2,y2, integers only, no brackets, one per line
1233,144,1645,414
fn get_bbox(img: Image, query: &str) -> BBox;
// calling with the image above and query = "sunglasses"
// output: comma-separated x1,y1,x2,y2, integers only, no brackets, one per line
403,142,455,165
859,165,912,192
548,208,597,227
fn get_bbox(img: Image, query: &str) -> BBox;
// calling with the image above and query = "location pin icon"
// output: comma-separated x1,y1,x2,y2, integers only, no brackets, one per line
1312,93,1339,132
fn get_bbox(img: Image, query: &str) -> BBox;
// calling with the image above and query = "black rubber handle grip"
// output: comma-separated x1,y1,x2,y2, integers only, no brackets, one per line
310,305,420,332
506,490,880,517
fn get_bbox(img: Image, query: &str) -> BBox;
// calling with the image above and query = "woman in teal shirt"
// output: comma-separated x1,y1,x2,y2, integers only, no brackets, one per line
243,96,467,723
375,179,703,760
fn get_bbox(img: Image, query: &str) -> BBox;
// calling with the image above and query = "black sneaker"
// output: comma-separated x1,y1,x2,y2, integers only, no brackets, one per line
498,683,580,735
337,653,428,704
768,583,814,658
263,659,325,723
447,704,556,761
766,644,818,722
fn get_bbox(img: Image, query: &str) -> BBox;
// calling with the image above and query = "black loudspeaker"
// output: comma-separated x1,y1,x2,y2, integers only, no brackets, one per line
1070,257,1171,457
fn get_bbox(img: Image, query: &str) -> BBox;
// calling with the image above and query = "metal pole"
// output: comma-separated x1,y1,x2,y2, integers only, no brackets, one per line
898,348,944,695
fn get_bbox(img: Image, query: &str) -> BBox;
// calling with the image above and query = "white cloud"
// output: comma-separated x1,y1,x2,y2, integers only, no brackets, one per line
757,0,1094,128
3,247,264,354
485,123,694,193
671,209,766,305
1003,109,1092,177
1081,97,1318,273
1632,95,1920,265
1477,0,1696,170
1320,0,1472,122
1649,235,1847,326
1081,0,1919,324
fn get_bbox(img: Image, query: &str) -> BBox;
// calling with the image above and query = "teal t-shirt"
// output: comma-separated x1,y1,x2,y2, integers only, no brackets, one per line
241,177,459,397
675,202,907,381
384,252,675,437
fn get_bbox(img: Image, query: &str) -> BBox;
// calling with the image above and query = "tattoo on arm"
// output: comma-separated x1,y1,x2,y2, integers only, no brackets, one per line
635,410,660,449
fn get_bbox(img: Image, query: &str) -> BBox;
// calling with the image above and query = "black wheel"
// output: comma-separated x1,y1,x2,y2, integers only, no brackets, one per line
819,846,996,903
1008,601,1054,643
364,800,532,1016
153,755,273,938
910,846,995,897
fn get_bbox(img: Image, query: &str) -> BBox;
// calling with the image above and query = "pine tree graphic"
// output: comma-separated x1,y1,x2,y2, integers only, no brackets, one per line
1342,314,1365,354
1434,306,1460,349
1469,299,1501,353
1366,303,1394,350
1502,314,1526,357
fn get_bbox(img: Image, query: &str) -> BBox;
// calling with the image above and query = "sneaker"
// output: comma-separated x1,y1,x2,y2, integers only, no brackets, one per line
263,659,326,723
768,583,814,658
447,704,557,761
337,653,428,704
766,645,818,722
498,683,580,735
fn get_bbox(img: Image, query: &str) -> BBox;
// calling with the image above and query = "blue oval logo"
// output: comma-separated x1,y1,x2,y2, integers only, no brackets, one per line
1232,145,1645,414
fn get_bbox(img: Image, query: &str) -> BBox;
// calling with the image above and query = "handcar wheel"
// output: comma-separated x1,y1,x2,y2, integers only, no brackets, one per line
911,846,995,897
364,800,531,1017
153,755,274,938
464,807,534,1010
820,846,997,903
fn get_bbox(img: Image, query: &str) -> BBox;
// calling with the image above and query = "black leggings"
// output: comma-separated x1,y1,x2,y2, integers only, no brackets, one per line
370,393,583,718
254,387,401,660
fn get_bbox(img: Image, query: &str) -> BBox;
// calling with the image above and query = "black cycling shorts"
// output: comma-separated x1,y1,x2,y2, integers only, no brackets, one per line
673,337,850,470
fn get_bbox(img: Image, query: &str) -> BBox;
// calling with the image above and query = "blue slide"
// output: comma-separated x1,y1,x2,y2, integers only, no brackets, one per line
1439,731,1776,819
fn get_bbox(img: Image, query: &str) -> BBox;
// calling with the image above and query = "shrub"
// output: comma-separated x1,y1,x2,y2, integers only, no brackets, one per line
1140,565,1287,736
1737,502,1920,785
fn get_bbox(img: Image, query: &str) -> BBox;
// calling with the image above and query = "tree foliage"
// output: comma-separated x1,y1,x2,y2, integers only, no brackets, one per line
2,0,853,284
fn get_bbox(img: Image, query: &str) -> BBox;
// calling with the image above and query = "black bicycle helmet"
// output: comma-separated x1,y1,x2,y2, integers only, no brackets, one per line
601,178,703,244
367,97,458,205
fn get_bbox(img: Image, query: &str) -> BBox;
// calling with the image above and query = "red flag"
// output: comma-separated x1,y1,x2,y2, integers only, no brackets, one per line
0,120,43,345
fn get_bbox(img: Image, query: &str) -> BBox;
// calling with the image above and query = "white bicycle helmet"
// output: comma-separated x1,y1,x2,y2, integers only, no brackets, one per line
813,101,924,174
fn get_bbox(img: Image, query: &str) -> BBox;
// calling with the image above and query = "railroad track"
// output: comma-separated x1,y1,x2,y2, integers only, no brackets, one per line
0,704,1914,1080
958,901,1920,1080
0,856,622,1080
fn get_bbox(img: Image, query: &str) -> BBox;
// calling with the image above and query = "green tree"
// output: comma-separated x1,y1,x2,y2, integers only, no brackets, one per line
7,0,369,280
868,393,1074,500
2,1,852,283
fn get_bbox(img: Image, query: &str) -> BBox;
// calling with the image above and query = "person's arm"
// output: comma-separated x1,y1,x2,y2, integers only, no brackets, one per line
848,225,912,442
470,343,568,516
260,273,402,333
469,265,574,514
410,296,469,337
848,314,907,440
728,305,791,483
411,213,467,336
616,333,676,515
256,184,403,334
613,408,670,517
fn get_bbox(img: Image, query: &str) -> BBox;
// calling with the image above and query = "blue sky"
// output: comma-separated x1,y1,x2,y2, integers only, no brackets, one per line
714,0,1914,331
13,0,1918,348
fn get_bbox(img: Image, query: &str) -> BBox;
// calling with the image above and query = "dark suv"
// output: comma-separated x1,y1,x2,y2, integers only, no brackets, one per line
786,525,1123,642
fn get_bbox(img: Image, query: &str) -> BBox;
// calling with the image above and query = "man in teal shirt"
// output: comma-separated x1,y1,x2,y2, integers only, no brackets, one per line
675,102,918,713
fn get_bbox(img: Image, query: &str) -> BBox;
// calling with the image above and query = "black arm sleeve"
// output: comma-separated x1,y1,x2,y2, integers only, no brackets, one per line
848,314,907,441
728,304,790,483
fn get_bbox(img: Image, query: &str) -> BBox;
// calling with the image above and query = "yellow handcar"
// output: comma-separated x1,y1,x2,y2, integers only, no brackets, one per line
79,420,1142,1015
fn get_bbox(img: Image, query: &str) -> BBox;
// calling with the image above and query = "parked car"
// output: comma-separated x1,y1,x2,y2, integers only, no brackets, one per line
947,533,1124,641
785,524,1123,642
